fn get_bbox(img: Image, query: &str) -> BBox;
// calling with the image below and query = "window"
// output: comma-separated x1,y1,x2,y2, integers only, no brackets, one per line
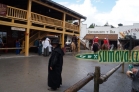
0,31,7,43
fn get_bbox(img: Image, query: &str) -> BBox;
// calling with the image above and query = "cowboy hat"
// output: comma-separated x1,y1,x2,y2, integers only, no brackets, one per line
51,38,61,44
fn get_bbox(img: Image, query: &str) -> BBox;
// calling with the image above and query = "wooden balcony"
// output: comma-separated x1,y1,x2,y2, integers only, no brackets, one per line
1,6,79,32
6,6,27,20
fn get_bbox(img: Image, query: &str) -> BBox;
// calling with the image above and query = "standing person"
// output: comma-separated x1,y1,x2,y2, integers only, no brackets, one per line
34,39,39,53
126,64,139,92
0,35,4,56
42,38,45,55
15,39,20,55
48,38,64,91
38,39,42,55
43,38,49,56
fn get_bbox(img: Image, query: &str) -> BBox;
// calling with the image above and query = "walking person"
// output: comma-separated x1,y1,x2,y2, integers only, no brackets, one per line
38,39,42,55
48,38,64,91
0,35,4,56
126,64,139,92
15,39,20,55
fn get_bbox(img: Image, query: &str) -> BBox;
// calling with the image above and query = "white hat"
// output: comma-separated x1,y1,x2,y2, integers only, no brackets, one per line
96,37,98,38
104,38,106,39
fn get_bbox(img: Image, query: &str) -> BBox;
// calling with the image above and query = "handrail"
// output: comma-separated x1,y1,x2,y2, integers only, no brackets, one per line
64,63,124,92
7,6,27,20
31,12,63,27
65,22,79,31
64,73,94,92
99,62,124,83
94,63,124,92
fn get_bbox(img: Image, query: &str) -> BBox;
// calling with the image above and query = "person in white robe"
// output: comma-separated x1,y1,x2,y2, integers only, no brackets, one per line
42,39,45,54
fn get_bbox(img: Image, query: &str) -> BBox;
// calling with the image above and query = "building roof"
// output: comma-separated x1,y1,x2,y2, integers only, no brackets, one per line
84,34,118,40
40,0,86,20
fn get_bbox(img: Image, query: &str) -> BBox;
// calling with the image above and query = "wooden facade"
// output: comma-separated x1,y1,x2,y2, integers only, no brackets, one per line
0,0,86,56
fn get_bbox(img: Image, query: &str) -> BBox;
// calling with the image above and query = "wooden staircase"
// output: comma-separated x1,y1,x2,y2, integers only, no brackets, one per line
20,31,47,54
80,39,89,50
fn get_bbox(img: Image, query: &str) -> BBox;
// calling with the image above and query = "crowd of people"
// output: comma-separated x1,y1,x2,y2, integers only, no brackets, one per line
34,37,52,56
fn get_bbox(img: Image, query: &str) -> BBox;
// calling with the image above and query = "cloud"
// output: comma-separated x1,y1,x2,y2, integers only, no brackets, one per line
58,0,139,27
76,0,81,3
92,0,103,3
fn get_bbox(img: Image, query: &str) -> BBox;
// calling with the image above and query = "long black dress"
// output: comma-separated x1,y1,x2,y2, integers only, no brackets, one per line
48,45,64,89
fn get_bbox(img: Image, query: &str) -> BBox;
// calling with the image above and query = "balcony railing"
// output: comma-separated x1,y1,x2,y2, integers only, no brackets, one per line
6,6,27,20
3,6,79,32
31,12,63,27
65,22,79,31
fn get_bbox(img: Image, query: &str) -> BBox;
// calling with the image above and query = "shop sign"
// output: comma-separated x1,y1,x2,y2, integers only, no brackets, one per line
88,30,115,34
0,3,7,16
11,27,25,31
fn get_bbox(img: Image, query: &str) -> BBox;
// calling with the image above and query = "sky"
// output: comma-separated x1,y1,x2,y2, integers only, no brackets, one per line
53,0,139,27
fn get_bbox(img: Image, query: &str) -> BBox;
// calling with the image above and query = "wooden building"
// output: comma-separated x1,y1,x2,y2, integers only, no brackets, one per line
0,0,86,56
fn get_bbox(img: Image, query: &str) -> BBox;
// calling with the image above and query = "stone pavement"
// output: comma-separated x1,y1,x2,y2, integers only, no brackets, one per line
0,50,135,92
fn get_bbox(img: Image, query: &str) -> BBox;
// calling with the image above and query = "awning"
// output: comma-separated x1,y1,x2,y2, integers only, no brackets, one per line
83,34,118,40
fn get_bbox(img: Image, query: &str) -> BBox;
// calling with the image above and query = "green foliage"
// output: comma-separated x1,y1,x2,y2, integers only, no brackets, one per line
89,23,96,28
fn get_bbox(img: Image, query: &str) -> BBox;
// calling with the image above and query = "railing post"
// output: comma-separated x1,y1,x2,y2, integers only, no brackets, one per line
94,66,100,92
122,63,124,73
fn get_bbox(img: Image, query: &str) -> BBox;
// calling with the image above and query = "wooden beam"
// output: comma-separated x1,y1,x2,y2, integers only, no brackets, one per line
32,0,80,20
30,26,63,33
0,20,27,28
25,0,32,56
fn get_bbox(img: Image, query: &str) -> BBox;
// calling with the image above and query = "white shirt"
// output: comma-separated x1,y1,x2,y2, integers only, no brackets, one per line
49,44,52,52
43,38,50,48
66,42,71,45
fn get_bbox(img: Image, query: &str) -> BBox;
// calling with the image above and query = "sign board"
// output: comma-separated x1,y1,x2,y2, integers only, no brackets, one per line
11,27,25,31
75,50,139,63
76,54,98,60
0,3,7,16
88,30,115,34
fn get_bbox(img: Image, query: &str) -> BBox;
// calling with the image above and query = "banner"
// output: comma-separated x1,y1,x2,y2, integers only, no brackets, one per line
0,3,7,16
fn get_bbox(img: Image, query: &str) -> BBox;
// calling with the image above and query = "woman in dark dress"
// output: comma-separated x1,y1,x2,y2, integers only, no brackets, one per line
48,38,64,91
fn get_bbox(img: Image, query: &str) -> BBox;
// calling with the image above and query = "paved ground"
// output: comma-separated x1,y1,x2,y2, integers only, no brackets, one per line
0,50,135,92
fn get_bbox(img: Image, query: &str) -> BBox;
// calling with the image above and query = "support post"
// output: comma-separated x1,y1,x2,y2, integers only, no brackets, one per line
122,63,124,73
62,13,66,48
78,19,81,52
25,0,32,56
94,66,100,92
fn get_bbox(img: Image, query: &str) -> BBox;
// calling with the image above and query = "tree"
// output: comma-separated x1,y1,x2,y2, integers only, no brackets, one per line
104,22,109,26
89,23,96,28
